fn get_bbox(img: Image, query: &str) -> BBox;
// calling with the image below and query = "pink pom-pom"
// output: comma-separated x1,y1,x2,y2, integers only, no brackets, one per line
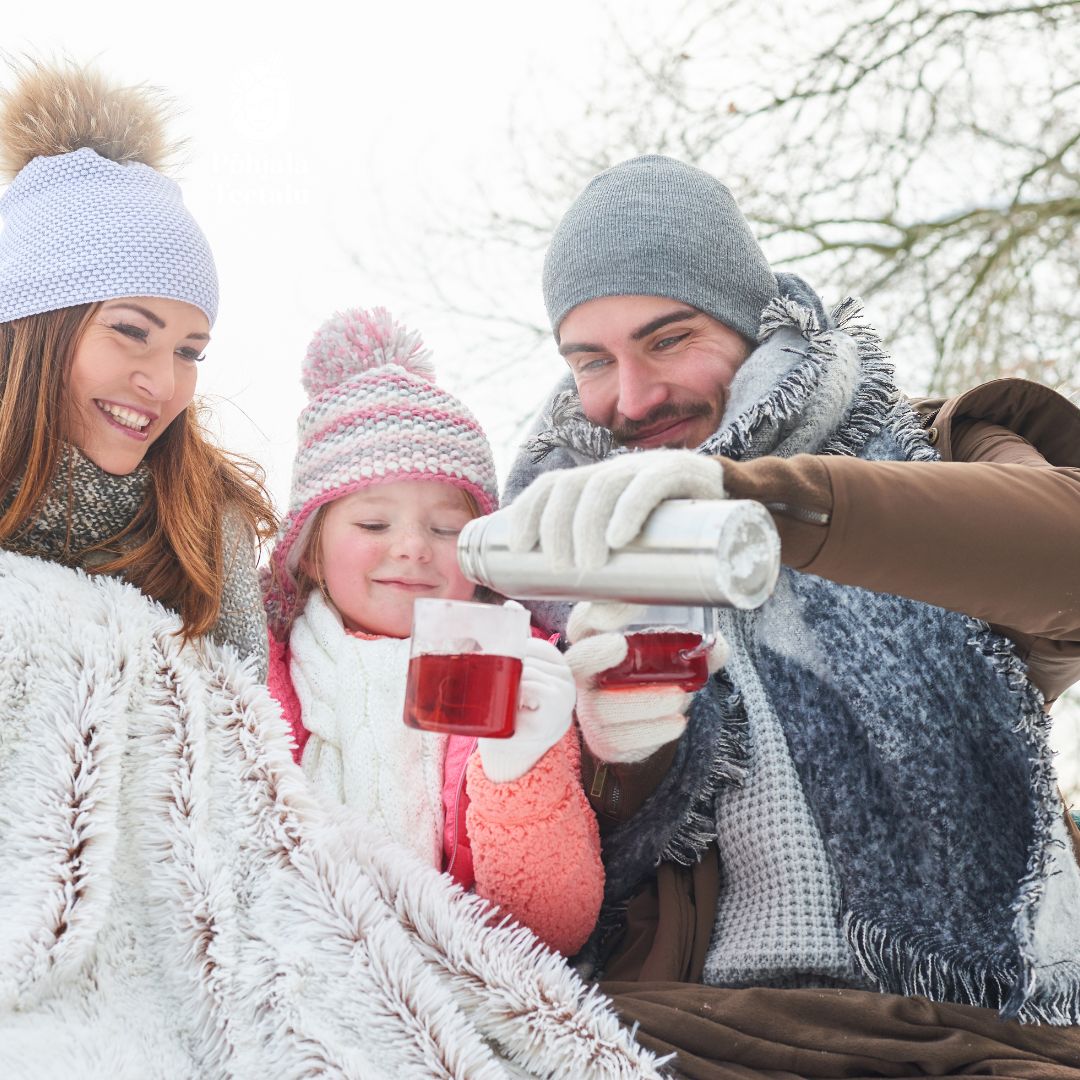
302,307,435,398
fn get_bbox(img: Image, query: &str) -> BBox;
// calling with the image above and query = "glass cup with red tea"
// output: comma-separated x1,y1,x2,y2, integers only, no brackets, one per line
403,598,529,738
593,605,717,693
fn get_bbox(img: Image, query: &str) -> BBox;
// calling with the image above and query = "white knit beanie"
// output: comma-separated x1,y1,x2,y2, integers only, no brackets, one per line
0,60,218,325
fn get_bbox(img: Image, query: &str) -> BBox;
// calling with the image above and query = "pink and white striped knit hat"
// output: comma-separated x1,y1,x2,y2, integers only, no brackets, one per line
263,307,498,637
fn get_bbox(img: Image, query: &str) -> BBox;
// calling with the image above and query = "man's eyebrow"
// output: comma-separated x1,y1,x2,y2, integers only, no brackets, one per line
558,308,702,357
559,339,603,358
630,308,701,341
101,301,210,341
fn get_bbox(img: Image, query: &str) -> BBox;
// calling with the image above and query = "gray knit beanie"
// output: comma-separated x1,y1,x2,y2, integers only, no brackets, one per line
542,154,777,342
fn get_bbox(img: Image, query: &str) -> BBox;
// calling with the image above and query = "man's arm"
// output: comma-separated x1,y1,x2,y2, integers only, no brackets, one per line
722,429,1080,640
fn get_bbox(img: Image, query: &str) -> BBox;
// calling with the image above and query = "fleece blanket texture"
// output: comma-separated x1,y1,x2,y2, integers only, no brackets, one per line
0,550,664,1080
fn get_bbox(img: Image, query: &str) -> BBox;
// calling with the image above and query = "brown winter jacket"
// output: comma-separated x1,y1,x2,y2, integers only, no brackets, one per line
584,378,1080,869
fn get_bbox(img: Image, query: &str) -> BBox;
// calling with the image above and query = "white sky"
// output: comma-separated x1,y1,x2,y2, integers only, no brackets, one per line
5,0,629,507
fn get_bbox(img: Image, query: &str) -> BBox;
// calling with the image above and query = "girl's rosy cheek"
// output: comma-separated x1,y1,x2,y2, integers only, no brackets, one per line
327,533,385,573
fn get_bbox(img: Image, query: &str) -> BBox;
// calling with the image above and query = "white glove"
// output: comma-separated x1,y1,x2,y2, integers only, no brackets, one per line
477,636,576,783
564,601,729,764
507,449,726,571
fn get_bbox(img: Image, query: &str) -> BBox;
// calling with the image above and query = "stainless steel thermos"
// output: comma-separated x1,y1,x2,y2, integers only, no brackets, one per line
457,499,780,609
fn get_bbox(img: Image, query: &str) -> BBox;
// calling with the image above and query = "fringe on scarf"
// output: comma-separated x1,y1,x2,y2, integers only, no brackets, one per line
526,389,614,464
818,297,899,459
971,615,1079,1024
660,687,749,868
706,294,897,463
846,370,1079,1022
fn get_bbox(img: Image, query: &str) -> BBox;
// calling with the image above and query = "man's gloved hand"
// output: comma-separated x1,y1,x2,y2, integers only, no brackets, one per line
563,601,729,764
477,635,576,783
506,449,726,571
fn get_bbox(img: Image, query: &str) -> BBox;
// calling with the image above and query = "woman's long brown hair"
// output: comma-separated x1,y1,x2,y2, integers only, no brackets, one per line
0,302,277,640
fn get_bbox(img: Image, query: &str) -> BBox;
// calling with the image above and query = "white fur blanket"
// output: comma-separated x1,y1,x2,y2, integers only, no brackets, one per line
0,551,664,1080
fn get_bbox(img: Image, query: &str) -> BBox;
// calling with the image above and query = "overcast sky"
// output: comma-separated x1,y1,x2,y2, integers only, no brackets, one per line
8,3,1080,781
6,0,632,506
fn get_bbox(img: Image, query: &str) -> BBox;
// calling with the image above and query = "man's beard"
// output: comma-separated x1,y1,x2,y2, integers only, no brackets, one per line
610,400,715,447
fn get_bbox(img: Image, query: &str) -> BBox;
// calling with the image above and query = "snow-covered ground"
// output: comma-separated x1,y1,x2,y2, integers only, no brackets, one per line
1051,688,1080,809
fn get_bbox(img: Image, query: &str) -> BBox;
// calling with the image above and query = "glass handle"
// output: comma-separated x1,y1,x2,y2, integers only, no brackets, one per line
678,605,716,659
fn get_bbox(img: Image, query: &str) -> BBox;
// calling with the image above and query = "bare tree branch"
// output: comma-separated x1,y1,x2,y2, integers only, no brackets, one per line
373,0,1080,408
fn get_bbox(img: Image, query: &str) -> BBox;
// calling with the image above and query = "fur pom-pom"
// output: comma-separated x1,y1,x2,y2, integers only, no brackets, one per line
303,307,435,398
0,58,180,180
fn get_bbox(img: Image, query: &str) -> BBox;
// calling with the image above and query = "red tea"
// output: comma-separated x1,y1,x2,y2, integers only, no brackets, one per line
593,631,708,692
403,652,522,738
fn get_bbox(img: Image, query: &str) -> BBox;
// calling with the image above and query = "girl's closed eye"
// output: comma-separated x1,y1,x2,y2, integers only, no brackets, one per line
355,520,389,532
177,345,206,362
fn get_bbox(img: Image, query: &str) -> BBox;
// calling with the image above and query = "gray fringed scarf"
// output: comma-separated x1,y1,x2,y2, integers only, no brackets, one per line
1,447,268,678
506,275,1080,1023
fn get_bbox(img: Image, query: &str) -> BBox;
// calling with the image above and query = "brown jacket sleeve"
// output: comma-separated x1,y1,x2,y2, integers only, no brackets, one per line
720,377,1080,703
808,453,1080,638
724,450,1080,637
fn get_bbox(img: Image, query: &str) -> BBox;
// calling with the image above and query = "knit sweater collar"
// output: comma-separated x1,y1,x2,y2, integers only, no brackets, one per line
3,445,150,566
291,590,447,867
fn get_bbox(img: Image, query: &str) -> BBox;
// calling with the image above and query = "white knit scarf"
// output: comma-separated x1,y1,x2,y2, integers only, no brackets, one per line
290,590,447,867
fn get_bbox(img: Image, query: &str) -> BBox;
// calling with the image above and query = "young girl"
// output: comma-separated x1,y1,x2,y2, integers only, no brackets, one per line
264,308,602,956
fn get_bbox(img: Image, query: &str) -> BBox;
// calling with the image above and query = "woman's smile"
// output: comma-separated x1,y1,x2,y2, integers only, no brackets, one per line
93,398,157,439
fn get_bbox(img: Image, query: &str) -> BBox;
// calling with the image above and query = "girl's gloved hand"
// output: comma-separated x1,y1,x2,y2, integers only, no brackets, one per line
563,601,729,764
477,635,576,783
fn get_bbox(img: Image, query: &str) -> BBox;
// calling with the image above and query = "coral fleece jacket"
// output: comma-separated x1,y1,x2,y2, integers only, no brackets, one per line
266,636,603,957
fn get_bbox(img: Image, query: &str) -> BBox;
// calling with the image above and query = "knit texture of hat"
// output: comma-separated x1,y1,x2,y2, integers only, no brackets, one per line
0,62,218,324
542,154,778,343
264,307,499,637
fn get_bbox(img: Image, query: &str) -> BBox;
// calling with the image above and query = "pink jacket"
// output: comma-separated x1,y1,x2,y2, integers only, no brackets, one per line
267,636,603,956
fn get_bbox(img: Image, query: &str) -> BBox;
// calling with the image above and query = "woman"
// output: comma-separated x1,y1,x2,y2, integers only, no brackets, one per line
0,60,273,672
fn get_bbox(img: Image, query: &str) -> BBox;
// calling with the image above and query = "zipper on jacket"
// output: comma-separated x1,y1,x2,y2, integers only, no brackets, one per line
588,762,624,820
445,737,477,878
607,777,621,817
589,763,608,800
764,501,831,526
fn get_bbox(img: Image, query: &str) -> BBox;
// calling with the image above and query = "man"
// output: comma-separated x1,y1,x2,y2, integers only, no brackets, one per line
502,154,1080,1075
